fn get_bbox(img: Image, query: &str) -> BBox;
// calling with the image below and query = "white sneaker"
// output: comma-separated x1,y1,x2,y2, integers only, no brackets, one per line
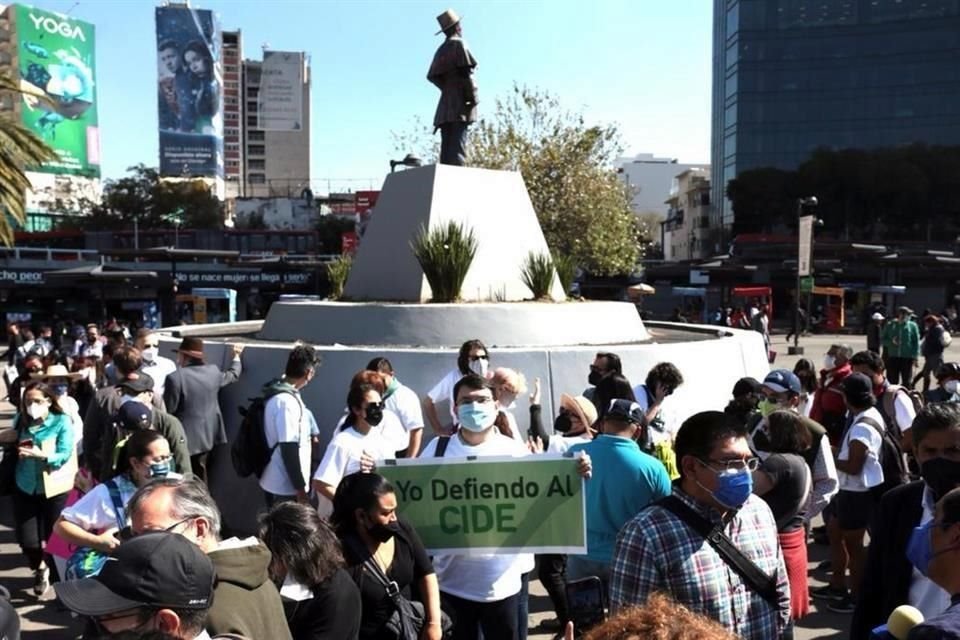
33,564,49,596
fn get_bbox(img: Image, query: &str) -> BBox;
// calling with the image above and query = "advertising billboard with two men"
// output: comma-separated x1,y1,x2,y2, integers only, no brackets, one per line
15,4,99,177
155,6,223,179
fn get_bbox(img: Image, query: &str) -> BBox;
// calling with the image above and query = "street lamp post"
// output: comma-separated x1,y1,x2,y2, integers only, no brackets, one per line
790,196,819,356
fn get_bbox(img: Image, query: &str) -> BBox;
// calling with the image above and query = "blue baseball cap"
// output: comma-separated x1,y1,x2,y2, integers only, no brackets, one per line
762,369,801,395
606,399,644,424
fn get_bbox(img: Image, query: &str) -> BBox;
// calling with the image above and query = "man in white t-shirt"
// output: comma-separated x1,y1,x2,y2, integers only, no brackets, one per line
367,357,425,457
420,373,591,640
849,350,919,453
259,344,321,506
818,372,885,614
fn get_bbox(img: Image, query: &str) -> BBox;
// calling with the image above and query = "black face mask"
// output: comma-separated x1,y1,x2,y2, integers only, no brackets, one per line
588,370,603,386
554,413,573,434
921,457,960,502
368,521,400,544
365,404,384,426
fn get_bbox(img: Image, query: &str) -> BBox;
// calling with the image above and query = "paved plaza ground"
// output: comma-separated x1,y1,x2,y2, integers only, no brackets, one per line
3,330,948,638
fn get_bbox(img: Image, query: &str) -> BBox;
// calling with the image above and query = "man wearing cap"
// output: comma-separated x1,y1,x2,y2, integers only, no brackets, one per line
427,8,478,166
84,346,168,480
751,369,839,525
883,307,921,386
566,399,672,591
725,376,763,427
128,476,292,639
868,312,885,356
164,338,243,482
815,372,886,614
54,531,216,639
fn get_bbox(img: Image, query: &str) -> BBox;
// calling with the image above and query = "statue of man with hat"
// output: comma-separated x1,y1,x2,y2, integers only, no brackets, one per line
427,8,478,166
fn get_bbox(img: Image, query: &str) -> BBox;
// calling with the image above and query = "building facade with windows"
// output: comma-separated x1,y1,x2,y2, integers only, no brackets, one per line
663,168,711,261
711,0,960,237
242,55,311,198
222,30,244,199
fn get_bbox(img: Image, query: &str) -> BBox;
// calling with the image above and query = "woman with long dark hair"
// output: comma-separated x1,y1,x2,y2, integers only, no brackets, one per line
259,502,361,640
793,358,818,417
753,410,812,623
333,472,443,640
180,40,218,133
424,339,490,435
11,381,74,596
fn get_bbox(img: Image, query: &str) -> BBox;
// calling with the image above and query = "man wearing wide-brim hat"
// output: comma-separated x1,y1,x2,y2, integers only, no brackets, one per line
164,337,243,482
427,8,478,166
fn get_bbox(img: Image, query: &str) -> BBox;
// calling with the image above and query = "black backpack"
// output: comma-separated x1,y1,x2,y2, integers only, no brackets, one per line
231,388,296,479
859,416,908,498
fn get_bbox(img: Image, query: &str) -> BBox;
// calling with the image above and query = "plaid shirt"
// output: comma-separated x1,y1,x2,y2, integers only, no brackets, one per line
610,485,791,640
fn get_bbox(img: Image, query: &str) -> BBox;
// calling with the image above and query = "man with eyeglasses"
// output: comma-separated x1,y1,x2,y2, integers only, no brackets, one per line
127,476,293,640
583,352,622,409
611,410,790,640
54,531,216,639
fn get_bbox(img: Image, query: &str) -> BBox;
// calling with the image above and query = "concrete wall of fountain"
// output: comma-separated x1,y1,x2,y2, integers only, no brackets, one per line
159,301,769,535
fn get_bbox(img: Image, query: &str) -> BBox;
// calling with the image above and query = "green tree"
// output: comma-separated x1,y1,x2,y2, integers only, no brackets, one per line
57,164,224,231
0,74,59,245
395,84,640,276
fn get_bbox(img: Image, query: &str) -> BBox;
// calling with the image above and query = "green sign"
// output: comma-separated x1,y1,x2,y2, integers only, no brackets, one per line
379,456,586,554
15,4,99,177
800,276,814,293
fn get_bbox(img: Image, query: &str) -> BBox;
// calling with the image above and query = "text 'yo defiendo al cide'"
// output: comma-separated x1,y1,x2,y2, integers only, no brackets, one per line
379,455,586,555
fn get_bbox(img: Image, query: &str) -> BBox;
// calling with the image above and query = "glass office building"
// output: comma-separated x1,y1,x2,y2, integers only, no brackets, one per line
711,0,960,232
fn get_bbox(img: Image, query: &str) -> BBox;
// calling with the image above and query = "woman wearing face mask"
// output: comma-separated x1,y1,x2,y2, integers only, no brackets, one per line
752,410,813,622
313,384,397,517
31,364,84,459
51,430,175,577
423,339,490,436
11,381,74,596
332,472,443,640
259,501,362,640
793,359,818,417
927,362,960,404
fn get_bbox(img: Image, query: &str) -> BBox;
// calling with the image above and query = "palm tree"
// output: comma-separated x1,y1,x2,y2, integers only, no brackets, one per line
0,74,59,246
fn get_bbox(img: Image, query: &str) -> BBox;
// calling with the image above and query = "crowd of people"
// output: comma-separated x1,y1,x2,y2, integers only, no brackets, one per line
6,318,960,640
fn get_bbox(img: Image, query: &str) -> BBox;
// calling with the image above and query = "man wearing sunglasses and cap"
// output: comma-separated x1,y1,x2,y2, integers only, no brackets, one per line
427,8,478,166
54,531,216,639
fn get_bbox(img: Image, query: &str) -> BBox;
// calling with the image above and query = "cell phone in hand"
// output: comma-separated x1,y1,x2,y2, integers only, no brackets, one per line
566,576,606,633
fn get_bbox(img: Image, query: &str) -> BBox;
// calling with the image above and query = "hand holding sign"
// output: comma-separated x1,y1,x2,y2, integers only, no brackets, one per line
575,451,592,479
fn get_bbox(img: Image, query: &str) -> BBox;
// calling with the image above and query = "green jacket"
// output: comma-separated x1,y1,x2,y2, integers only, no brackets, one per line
882,319,921,359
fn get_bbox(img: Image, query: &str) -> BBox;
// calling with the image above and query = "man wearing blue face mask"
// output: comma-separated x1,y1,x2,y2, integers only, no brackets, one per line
610,410,790,640
420,374,592,640
852,403,960,639
903,487,960,639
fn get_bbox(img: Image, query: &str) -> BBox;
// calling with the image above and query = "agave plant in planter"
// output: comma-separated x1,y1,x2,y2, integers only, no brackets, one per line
521,251,556,300
553,253,577,298
410,221,478,303
326,254,352,300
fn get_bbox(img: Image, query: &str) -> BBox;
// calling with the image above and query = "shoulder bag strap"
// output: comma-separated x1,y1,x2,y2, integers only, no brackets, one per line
105,479,126,531
344,535,401,597
435,436,450,458
656,496,781,609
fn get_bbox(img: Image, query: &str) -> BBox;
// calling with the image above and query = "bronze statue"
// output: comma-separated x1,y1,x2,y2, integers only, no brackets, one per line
427,9,478,166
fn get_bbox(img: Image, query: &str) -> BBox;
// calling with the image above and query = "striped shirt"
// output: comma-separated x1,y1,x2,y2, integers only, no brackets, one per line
610,485,790,640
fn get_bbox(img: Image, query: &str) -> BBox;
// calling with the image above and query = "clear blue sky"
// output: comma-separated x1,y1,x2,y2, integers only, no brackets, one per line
33,0,713,191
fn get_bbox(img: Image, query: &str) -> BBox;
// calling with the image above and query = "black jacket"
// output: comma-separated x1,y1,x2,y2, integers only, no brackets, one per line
282,568,361,640
851,480,925,640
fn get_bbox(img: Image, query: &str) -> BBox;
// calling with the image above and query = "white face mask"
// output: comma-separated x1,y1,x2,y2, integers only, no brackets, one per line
26,402,48,421
142,346,159,363
823,355,836,370
946,380,959,395
469,358,489,377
